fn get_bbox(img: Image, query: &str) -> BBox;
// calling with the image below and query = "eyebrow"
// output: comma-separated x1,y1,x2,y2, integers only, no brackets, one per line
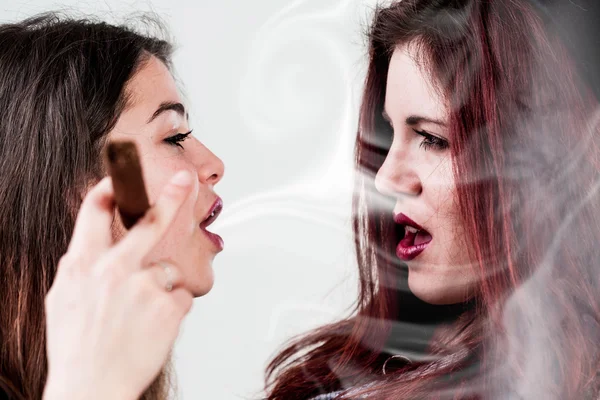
147,101,189,124
382,109,447,127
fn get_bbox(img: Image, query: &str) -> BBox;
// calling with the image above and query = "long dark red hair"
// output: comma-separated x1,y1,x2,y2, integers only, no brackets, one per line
265,0,600,398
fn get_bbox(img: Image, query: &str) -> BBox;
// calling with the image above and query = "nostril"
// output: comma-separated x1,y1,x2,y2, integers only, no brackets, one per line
207,173,219,184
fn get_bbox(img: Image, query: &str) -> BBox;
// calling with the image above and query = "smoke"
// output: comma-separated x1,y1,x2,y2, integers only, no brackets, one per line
208,0,600,398
212,0,371,235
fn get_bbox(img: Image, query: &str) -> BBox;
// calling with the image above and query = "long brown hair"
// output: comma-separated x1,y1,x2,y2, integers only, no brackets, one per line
0,13,177,400
266,0,600,398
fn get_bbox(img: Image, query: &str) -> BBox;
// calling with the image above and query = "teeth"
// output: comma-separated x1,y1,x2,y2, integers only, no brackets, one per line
204,211,216,224
405,225,419,234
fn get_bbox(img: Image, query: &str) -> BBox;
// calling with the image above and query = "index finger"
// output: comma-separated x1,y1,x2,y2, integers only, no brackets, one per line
108,170,196,269
66,177,115,264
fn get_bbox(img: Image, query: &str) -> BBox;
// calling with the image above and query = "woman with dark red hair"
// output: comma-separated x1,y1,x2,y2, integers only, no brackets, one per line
264,0,600,398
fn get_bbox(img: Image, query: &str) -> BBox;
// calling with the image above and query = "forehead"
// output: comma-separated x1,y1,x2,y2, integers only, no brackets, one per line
385,44,447,120
124,56,182,114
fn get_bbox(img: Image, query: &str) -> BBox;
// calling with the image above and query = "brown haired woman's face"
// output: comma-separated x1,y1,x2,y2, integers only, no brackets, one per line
108,56,225,297
375,44,477,305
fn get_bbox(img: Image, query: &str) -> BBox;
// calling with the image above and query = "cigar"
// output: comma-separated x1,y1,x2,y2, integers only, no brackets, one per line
105,141,150,229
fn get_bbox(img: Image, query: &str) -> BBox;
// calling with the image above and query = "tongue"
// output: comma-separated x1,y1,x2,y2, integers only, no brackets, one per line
414,230,432,246
400,231,416,247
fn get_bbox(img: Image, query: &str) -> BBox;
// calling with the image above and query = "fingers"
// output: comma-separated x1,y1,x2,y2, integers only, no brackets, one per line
63,177,115,271
110,170,196,271
145,261,184,292
168,287,194,317
145,287,193,345
144,262,192,316
134,264,193,321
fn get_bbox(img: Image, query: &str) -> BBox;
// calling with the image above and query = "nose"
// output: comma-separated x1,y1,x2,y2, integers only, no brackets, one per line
374,150,421,198
194,144,225,186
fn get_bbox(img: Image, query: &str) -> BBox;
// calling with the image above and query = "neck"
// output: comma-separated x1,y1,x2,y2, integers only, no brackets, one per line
382,274,477,360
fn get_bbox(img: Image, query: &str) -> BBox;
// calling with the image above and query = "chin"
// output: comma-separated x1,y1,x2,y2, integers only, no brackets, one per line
187,263,215,297
407,271,469,305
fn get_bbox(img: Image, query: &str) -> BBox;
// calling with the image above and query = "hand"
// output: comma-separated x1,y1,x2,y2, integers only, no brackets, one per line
43,171,196,400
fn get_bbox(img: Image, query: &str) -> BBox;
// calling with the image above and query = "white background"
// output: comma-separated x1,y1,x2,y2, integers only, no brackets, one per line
0,1,378,398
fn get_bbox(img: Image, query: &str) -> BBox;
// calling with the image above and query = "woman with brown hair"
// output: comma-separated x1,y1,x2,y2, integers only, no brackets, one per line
0,13,225,400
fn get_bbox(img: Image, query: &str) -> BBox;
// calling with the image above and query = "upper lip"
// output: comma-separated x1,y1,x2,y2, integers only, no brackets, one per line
200,197,223,229
393,213,423,231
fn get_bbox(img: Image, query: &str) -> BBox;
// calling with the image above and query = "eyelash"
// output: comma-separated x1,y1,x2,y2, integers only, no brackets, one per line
413,129,449,151
165,129,193,148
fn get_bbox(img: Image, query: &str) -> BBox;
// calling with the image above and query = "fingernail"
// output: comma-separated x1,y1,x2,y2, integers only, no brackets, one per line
171,170,192,187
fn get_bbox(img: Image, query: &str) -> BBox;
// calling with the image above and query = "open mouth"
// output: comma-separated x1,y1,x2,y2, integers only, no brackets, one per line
394,213,432,262
200,198,224,250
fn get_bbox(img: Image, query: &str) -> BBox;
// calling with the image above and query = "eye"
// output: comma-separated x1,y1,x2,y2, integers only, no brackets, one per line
164,129,193,149
414,129,449,151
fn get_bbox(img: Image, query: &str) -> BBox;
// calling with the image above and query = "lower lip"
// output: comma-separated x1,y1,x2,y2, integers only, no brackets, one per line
396,234,431,262
201,228,224,251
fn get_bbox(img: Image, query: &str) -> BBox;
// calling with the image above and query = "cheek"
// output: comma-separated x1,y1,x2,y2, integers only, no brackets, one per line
139,154,197,215
146,178,199,253
146,216,198,269
428,159,458,214
143,163,176,202
427,160,470,258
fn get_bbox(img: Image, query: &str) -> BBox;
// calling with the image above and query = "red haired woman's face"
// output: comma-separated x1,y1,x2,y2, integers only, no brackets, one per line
375,44,477,305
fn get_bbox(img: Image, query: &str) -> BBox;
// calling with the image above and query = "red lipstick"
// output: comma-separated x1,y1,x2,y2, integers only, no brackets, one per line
394,213,432,261
200,197,224,251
